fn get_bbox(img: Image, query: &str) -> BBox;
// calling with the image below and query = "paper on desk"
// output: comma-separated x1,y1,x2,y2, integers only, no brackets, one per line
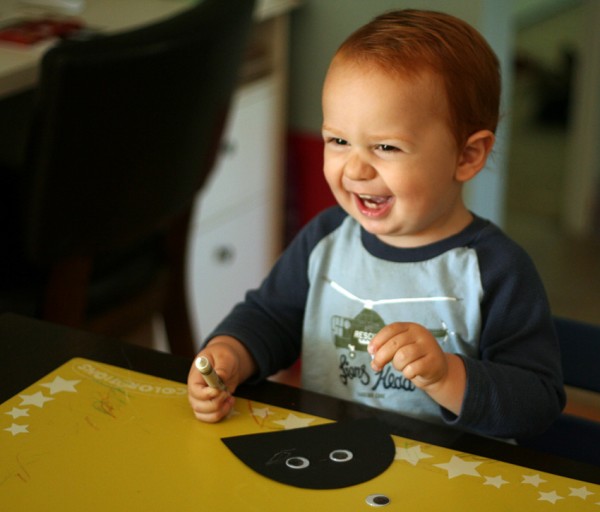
1,358,598,511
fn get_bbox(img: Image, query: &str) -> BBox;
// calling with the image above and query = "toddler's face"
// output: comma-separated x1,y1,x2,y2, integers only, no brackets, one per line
322,60,471,247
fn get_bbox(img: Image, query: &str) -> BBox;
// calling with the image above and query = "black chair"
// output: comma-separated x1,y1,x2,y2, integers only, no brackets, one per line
518,316,600,466
0,0,256,356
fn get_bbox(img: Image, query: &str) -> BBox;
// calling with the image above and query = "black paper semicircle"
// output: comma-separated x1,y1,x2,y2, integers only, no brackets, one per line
221,418,395,489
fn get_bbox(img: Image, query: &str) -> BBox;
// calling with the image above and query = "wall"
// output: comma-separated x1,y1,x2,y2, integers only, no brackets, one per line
286,0,513,227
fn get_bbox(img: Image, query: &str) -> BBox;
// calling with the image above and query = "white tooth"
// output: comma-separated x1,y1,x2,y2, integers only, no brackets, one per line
359,194,386,207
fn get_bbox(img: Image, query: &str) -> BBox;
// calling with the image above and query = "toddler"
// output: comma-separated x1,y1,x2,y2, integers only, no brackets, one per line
187,9,565,439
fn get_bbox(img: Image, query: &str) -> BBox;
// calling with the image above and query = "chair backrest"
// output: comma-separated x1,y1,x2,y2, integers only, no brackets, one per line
554,316,600,393
22,0,255,265
517,316,600,466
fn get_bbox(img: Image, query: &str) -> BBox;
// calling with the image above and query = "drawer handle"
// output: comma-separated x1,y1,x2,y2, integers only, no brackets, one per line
214,246,235,264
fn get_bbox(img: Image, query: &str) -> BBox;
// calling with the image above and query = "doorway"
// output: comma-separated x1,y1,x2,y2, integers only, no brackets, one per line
504,0,600,324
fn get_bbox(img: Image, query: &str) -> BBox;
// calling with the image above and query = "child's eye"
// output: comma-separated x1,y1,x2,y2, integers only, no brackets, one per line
376,144,399,152
327,137,348,146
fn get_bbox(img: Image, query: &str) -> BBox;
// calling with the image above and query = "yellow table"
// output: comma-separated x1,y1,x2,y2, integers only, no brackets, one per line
2,358,598,511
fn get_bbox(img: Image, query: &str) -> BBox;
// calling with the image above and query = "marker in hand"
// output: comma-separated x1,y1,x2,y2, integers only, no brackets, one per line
195,356,227,391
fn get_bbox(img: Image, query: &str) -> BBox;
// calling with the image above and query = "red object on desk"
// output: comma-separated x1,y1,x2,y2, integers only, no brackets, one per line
0,18,84,45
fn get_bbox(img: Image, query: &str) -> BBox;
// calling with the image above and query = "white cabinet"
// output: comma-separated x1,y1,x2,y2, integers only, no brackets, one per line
186,6,295,349
188,196,277,340
195,79,278,228
187,74,284,347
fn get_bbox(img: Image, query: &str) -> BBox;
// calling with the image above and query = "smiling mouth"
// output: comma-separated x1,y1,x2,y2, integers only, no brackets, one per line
354,194,393,217
357,194,392,209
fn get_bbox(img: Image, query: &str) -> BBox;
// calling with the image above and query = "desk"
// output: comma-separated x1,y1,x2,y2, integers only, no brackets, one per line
0,0,300,98
0,0,193,98
1,313,599,511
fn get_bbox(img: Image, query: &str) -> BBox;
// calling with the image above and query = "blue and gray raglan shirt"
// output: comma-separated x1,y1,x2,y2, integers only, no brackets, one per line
209,206,565,439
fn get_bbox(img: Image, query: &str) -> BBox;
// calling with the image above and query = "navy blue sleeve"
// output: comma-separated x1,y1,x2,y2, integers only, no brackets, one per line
444,223,566,438
206,206,347,382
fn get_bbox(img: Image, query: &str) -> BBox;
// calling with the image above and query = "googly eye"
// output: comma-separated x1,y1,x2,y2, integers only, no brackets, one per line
285,456,309,469
329,449,353,462
366,494,391,507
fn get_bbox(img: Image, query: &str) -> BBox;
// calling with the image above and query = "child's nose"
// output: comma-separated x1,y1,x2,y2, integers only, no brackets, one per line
343,152,376,181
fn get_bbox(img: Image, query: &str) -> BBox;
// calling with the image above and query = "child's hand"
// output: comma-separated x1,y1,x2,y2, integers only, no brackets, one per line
188,337,247,423
368,322,447,387
368,322,466,414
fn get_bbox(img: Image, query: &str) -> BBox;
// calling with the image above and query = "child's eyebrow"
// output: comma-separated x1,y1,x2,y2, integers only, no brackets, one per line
321,125,340,134
369,132,417,151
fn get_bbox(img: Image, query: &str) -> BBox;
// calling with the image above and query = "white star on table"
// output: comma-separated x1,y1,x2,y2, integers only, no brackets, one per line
4,423,29,436
395,444,433,466
227,408,240,418
522,473,547,487
569,486,594,500
484,475,509,488
5,407,29,419
538,490,564,504
40,375,80,394
251,406,274,419
19,391,54,408
272,413,315,430
434,455,482,479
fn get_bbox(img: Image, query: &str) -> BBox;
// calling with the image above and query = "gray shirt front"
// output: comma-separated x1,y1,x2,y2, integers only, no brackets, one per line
210,206,565,438
303,215,483,423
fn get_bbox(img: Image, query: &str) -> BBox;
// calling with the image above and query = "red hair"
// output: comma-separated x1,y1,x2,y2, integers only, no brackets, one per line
335,9,500,148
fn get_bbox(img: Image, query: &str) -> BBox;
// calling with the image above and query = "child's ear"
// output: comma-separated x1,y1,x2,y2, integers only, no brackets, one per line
455,130,495,182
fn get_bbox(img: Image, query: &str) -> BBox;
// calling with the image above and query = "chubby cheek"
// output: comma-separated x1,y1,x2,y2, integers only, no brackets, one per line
323,161,348,202
386,170,436,202
390,179,423,203
391,177,457,221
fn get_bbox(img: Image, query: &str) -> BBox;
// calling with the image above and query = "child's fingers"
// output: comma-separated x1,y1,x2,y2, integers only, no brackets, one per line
369,322,441,373
392,349,428,380
371,338,416,372
188,378,222,399
390,341,427,373
368,322,411,355
189,389,234,423
368,323,413,370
